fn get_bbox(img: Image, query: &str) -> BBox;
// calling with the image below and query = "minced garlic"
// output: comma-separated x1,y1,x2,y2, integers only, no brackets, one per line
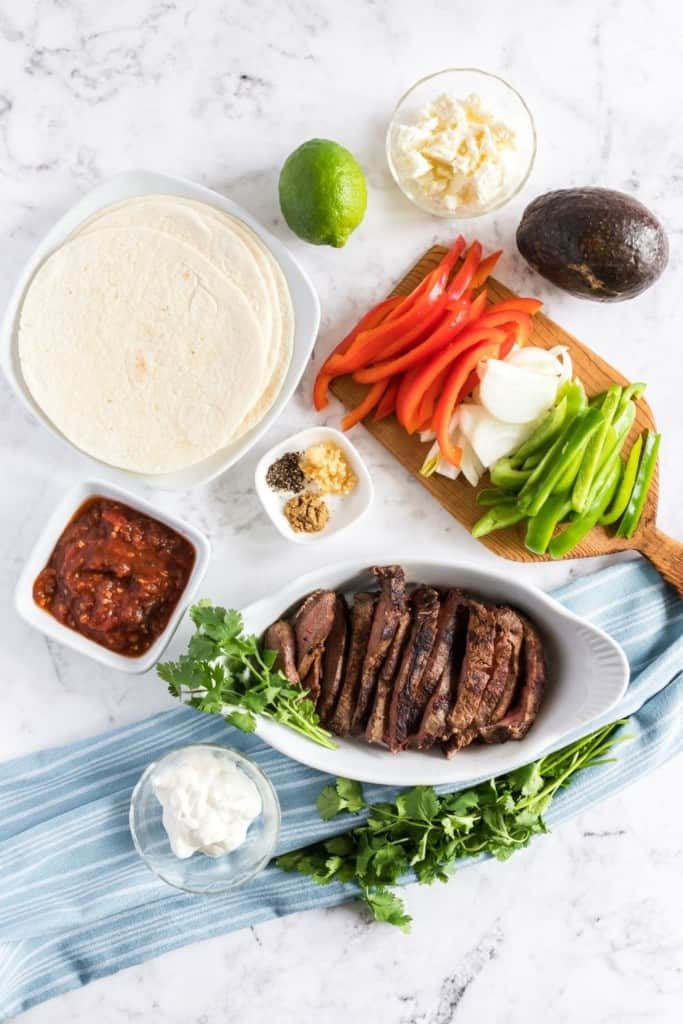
300,442,357,495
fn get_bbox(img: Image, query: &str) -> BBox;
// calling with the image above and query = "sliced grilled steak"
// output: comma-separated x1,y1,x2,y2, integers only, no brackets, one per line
479,617,546,743
350,566,407,734
329,592,375,737
482,609,525,729
302,655,322,702
317,595,349,724
366,610,411,745
415,599,470,749
263,620,299,685
293,589,337,679
386,587,440,753
445,601,497,736
406,589,465,743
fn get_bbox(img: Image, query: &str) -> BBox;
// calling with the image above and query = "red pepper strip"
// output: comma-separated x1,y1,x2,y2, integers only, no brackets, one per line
353,300,471,384
470,250,502,290
313,295,401,410
445,241,482,301
481,297,542,315
341,380,388,431
373,378,400,421
381,235,467,325
416,366,449,430
396,325,506,431
466,289,488,322
435,339,507,466
473,310,533,346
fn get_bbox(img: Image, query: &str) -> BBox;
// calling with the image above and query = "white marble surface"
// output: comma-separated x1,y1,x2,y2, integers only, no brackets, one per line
1,0,682,1020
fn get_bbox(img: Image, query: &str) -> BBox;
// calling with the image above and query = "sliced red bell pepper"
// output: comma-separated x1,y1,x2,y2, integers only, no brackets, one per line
445,240,482,301
395,325,506,431
313,295,401,410
470,250,502,290
435,339,508,466
474,309,533,346
480,297,542,315
341,380,388,431
380,235,466,324
373,378,400,421
353,300,471,384
415,366,449,431
465,289,487,322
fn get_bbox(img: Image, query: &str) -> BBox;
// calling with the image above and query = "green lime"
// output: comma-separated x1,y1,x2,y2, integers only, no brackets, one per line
278,138,367,248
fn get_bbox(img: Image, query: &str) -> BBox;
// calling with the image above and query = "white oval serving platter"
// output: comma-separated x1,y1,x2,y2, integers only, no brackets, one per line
241,559,629,786
0,169,320,491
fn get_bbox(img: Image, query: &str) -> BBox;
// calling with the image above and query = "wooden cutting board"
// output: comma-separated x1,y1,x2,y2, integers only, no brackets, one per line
331,245,683,596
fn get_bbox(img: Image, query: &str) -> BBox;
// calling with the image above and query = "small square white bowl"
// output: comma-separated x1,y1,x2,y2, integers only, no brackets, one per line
254,427,374,544
0,170,320,491
14,480,211,674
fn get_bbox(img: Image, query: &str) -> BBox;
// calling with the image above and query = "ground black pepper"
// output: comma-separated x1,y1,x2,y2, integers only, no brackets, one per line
265,451,306,493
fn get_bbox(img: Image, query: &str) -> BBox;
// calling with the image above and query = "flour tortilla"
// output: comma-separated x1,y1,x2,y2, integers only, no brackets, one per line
19,226,266,474
75,194,294,439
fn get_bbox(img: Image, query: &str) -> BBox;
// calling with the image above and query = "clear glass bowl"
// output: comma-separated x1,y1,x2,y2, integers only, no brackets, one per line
129,744,281,894
386,68,536,219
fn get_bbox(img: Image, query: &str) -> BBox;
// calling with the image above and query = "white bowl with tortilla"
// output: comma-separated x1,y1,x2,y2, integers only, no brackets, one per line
0,170,320,490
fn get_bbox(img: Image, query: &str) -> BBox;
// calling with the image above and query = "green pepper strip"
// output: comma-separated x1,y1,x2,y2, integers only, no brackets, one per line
616,431,661,539
510,396,568,467
471,503,526,539
572,385,622,513
553,445,586,494
522,452,544,470
517,407,604,518
549,458,621,559
490,458,531,492
475,488,517,507
525,493,573,555
600,436,643,525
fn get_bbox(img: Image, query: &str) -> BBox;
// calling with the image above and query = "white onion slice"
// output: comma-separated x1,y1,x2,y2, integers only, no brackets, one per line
479,359,558,423
458,403,538,468
507,345,573,383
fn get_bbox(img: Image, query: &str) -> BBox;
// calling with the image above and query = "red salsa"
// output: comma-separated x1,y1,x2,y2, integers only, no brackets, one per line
33,497,196,657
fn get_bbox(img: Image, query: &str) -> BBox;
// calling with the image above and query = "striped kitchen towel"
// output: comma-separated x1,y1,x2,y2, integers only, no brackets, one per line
0,559,681,1019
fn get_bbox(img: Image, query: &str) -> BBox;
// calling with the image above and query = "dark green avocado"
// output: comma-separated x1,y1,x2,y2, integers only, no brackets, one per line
516,188,668,301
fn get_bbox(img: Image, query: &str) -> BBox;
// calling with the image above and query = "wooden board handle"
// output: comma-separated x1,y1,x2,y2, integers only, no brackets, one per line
638,528,683,598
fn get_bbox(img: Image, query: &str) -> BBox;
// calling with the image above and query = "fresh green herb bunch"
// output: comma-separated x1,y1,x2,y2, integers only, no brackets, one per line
157,602,335,749
278,720,629,932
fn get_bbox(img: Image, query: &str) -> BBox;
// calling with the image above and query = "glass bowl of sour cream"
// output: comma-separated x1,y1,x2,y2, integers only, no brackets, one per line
386,68,536,218
129,744,281,894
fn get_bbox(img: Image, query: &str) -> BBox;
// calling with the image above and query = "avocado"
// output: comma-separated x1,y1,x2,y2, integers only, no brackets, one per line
516,188,668,301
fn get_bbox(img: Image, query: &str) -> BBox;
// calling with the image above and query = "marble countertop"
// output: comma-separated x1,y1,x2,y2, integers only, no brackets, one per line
1,0,681,1020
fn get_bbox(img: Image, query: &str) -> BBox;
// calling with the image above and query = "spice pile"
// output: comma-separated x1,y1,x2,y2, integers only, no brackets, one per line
265,442,357,535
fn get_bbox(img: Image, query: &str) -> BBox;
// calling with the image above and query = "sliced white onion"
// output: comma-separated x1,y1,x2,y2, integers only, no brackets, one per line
458,403,539,468
479,359,558,424
459,432,484,486
507,345,573,384
419,430,436,443
549,345,573,382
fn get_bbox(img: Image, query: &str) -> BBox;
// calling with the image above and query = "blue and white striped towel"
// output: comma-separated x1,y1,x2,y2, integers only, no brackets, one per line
0,560,681,1019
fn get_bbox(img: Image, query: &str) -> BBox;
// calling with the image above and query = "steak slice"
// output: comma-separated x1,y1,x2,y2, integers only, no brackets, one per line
293,589,337,679
443,606,526,758
366,610,411,745
329,592,375,737
445,601,497,736
386,586,441,753
302,655,323,703
414,599,469,750
406,589,465,743
479,617,546,743
317,595,349,725
263,620,299,685
350,566,407,734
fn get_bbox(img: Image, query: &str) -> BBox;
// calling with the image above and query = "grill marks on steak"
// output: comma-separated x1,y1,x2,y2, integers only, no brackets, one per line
445,601,497,736
317,595,349,725
350,566,407,735
263,620,299,685
479,618,546,744
366,610,411,745
328,592,376,737
405,588,465,743
386,587,440,753
293,590,336,680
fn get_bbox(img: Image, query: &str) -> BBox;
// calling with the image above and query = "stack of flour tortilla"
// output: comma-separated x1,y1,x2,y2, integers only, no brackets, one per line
18,195,294,474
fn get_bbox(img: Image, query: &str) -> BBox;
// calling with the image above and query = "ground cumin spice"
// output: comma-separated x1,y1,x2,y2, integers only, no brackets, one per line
283,490,330,534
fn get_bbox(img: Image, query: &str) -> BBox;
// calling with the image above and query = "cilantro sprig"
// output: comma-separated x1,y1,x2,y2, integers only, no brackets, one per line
157,601,335,749
278,720,629,931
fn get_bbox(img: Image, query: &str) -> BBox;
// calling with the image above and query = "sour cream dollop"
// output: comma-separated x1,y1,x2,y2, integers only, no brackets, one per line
152,748,262,859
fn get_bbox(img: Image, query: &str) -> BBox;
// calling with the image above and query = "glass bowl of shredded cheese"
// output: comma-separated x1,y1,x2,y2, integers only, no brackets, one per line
386,68,536,218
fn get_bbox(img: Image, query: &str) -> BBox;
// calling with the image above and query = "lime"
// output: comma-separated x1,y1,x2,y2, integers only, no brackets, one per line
278,139,367,248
